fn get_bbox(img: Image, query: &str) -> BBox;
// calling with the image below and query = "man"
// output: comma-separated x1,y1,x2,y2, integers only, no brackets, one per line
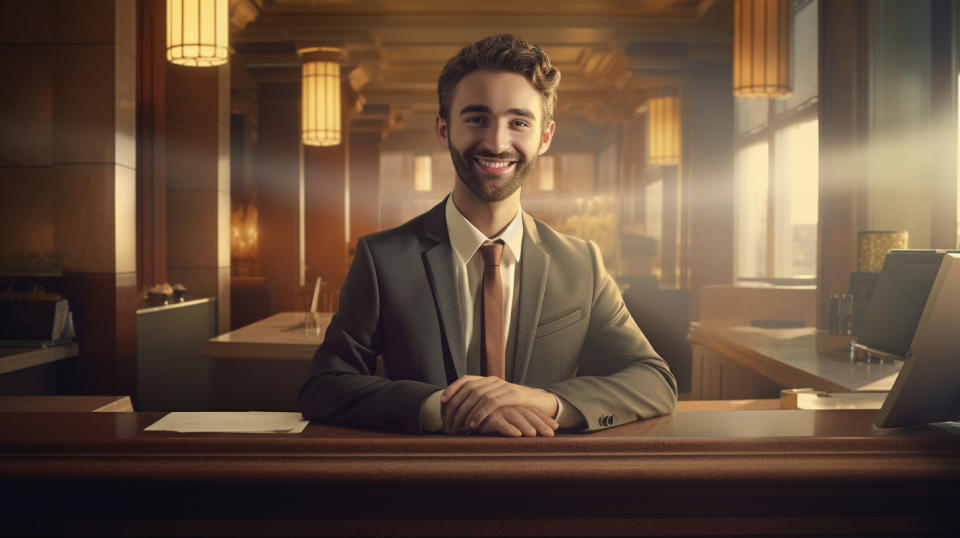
300,34,677,436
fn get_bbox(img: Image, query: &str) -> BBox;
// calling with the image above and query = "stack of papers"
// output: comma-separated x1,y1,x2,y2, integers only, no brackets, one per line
145,412,309,433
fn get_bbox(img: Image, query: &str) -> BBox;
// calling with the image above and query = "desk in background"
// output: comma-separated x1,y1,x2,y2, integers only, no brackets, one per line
0,395,132,412
1,409,956,536
688,322,902,400
0,342,78,395
201,311,331,410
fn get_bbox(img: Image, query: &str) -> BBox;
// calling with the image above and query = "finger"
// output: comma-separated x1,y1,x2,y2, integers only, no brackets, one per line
450,378,501,433
527,407,559,429
482,412,521,437
440,375,476,403
516,407,556,437
465,384,518,429
443,377,496,433
501,407,538,437
442,377,483,431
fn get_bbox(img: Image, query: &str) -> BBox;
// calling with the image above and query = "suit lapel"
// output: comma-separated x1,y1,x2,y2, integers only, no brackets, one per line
513,213,549,383
421,198,467,379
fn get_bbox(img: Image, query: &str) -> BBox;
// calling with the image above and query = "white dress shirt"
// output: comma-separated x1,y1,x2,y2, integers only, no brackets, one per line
445,195,523,369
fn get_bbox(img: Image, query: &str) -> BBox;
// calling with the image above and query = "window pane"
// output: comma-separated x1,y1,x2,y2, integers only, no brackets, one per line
776,0,819,114
736,97,769,134
736,143,770,278
773,119,819,278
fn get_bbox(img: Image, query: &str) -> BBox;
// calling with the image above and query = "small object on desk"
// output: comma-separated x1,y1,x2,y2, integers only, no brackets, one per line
145,411,309,433
304,311,323,336
309,276,322,314
749,319,806,329
815,330,855,354
780,388,887,410
172,283,187,303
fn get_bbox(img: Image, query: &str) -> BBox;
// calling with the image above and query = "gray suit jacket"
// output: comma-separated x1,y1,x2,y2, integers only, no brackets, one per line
299,199,677,433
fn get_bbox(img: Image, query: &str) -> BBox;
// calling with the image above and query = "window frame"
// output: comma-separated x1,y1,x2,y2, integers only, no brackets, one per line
734,0,820,285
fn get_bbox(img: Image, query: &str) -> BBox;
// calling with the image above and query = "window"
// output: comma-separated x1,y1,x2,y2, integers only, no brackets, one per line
735,0,819,282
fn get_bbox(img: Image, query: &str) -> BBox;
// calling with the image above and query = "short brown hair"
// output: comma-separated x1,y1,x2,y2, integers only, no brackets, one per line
437,34,560,126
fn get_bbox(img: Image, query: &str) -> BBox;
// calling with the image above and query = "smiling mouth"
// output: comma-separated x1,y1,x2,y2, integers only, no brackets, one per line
474,157,517,175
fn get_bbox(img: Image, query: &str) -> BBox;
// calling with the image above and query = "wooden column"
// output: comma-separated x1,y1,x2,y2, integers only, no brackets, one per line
0,0,138,395
686,61,735,320
304,133,349,291
165,59,231,334
255,84,300,314
348,131,382,246
818,0,865,329
136,0,167,290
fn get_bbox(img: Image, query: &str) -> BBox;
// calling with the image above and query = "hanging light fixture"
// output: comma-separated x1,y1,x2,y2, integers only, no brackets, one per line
414,154,432,192
166,0,229,67
538,155,555,191
646,95,681,166
299,47,343,147
733,0,792,97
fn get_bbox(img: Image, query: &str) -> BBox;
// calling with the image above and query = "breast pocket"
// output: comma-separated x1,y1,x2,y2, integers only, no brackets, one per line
534,308,584,338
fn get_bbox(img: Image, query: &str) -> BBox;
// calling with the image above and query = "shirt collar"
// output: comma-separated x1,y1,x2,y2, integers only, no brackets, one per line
445,194,524,264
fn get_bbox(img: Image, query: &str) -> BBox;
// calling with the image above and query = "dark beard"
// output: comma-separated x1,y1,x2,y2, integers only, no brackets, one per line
449,143,539,203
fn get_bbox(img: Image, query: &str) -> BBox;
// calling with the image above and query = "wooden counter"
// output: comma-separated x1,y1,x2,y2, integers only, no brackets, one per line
688,323,902,399
200,312,331,411
2,409,957,536
0,342,78,375
201,311,331,361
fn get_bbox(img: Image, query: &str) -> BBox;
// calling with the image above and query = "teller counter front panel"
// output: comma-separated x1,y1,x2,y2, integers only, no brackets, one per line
2,409,958,537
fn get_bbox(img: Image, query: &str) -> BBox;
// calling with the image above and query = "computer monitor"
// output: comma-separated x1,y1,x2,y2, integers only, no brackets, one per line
875,253,960,428
856,250,958,358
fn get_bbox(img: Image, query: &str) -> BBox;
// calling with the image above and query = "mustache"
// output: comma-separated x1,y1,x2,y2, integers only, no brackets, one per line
465,148,524,162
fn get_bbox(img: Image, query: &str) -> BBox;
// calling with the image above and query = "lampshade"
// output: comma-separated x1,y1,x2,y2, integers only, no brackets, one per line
299,47,342,147
733,0,792,97
414,155,432,192
166,0,229,67
646,96,681,166
538,155,555,191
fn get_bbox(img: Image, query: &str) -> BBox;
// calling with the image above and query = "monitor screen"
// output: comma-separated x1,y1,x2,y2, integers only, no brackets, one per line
856,250,958,358
875,253,960,427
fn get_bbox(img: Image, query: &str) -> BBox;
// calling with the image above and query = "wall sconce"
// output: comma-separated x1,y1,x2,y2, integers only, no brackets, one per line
166,0,229,67
646,95,681,166
538,155,555,191
299,47,343,147
414,154,432,192
733,0,792,97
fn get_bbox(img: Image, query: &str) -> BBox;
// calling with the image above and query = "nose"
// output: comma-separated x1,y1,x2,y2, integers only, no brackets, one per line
483,121,512,156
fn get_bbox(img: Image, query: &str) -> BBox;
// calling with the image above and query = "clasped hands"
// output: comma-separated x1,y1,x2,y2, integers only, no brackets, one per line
440,375,559,437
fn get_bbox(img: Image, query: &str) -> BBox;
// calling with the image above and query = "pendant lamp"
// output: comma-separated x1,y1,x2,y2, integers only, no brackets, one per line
646,96,681,166
733,0,792,97
166,0,229,67
299,47,343,147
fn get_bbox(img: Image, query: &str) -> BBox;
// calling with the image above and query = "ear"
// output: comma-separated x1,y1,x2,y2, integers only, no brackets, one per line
435,114,449,147
538,121,556,155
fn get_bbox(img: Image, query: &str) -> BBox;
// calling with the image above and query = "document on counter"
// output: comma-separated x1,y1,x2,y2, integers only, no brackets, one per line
145,412,309,433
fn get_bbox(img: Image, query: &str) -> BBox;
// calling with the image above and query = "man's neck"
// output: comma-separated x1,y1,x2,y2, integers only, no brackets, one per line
451,184,520,239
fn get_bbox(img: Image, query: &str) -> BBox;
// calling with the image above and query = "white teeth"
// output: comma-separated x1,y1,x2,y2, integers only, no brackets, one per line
477,158,513,169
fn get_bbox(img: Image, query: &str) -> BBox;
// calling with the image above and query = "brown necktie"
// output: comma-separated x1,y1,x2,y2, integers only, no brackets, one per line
479,240,505,379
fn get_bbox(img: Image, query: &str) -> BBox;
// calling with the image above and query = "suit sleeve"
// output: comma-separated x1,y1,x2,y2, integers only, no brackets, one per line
299,237,443,433
546,241,678,431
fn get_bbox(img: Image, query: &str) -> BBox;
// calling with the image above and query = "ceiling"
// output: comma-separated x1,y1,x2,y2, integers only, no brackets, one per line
229,0,733,134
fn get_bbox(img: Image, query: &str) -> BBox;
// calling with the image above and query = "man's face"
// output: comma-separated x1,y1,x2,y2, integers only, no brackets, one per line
437,70,555,203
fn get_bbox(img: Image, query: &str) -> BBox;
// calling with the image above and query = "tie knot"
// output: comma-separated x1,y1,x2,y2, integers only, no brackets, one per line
479,240,503,267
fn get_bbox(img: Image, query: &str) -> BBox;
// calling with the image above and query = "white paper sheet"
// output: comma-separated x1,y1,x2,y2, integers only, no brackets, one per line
145,412,309,433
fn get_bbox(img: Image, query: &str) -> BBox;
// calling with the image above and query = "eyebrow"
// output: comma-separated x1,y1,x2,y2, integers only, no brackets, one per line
458,104,537,120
